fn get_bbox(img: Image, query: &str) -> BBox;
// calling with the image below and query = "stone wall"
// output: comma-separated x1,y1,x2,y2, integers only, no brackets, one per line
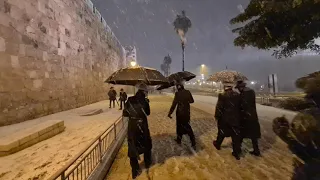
0,0,127,126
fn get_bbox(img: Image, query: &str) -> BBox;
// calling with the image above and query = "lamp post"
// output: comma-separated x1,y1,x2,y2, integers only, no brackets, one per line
130,60,137,94
200,64,207,79
173,10,191,71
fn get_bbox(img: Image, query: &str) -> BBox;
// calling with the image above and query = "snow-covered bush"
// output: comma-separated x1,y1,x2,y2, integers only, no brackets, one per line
272,116,290,138
291,109,320,148
278,98,314,111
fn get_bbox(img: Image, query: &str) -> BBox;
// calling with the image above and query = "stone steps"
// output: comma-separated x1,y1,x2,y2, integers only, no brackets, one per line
0,120,65,157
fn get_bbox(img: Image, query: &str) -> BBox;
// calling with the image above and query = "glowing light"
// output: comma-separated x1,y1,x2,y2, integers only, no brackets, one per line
130,61,137,67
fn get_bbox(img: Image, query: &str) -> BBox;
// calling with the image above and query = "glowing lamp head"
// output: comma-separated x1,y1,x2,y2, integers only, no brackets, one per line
130,61,137,67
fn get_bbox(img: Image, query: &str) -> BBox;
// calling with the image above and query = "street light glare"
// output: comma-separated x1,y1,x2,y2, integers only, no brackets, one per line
201,64,205,67
130,61,137,67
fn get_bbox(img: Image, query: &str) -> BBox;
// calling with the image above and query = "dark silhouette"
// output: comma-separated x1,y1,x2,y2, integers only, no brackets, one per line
123,83,152,179
168,83,196,150
160,54,172,77
119,88,127,110
108,87,117,108
213,82,242,160
272,113,320,180
173,10,192,71
236,80,262,156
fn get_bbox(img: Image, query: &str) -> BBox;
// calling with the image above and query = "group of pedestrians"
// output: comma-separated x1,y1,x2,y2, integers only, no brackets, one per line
213,80,261,160
107,87,127,110
121,80,261,179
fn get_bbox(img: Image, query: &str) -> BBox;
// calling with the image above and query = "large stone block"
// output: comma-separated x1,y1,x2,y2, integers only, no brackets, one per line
0,36,5,51
0,51,11,67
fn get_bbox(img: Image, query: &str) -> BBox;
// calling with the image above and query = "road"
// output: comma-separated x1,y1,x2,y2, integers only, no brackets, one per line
106,95,298,180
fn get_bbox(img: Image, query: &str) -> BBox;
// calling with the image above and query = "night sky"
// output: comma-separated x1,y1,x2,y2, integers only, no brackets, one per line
92,0,320,88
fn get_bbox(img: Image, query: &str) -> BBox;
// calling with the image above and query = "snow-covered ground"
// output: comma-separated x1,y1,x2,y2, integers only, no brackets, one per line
107,95,297,180
191,94,297,122
0,100,122,180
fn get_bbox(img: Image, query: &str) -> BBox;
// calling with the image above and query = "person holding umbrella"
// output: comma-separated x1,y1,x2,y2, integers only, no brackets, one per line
235,80,261,156
213,82,242,160
108,87,117,108
168,81,196,150
119,88,127,110
123,83,152,179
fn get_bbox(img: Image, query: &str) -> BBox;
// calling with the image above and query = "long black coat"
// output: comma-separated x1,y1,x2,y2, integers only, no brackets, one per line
119,91,127,101
169,88,194,135
108,90,117,100
123,91,152,158
239,87,261,139
215,90,242,137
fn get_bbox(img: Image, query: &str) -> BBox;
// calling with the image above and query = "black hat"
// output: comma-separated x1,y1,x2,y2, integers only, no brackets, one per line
235,80,246,88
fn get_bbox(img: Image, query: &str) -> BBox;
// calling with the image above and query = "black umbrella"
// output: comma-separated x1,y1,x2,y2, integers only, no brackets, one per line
156,71,196,90
105,66,168,86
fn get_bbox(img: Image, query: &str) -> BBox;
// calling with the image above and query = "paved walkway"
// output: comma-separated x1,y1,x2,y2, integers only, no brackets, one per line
0,100,122,180
106,95,296,180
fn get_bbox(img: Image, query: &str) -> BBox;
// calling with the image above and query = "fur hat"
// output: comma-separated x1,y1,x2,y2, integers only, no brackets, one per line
136,82,148,92
235,80,246,88
222,82,235,87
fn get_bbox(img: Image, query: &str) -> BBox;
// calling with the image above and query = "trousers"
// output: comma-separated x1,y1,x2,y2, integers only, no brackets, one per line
109,100,115,108
130,150,152,179
215,125,241,154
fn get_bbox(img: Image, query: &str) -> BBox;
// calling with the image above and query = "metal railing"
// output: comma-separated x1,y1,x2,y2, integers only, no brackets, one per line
49,117,127,180
259,96,271,104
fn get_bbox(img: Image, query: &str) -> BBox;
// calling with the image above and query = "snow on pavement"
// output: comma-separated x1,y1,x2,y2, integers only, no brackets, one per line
0,100,122,180
191,94,297,122
107,95,296,180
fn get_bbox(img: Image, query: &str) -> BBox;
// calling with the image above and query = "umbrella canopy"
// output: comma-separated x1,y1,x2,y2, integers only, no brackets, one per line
207,70,248,83
156,71,196,90
105,66,168,86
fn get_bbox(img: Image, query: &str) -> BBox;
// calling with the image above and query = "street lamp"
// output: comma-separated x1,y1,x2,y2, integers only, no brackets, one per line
201,64,205,68
173,10,192,71
130,60,137,67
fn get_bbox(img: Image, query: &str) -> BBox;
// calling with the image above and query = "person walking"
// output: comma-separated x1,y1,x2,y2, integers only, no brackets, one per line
108,87,117,108
123,83,152,179
119,88,127,110
213,82,242,160
168,82,196,150
235,80,261,156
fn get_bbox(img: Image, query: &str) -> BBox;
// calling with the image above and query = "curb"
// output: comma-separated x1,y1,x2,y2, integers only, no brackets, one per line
79,109,103,116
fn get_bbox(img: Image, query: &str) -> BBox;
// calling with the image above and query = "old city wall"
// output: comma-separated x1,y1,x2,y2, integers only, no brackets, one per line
0,0,127,126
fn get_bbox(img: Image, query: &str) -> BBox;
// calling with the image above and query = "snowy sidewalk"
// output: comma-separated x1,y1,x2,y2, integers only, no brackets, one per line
0,100,122,180
107,95,296,180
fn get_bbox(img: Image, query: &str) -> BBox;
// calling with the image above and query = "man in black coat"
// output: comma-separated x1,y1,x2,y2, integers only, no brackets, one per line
168,83,196,149
236,80,261,156
123,83,152,179
108,87,117,108
213,83,242,160
119,88,127,110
